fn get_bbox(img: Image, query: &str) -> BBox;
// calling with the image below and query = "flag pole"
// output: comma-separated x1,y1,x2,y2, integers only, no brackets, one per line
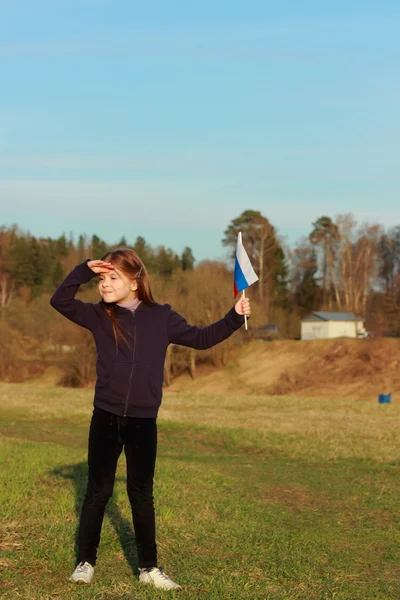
242,290,248,330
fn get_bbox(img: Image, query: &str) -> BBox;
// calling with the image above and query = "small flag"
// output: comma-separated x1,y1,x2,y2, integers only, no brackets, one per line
234,232,259,297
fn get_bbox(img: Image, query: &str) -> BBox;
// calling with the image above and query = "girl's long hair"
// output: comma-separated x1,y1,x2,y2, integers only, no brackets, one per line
100,248,154,346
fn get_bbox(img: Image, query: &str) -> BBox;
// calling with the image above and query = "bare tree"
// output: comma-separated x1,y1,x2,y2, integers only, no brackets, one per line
335,215,381,315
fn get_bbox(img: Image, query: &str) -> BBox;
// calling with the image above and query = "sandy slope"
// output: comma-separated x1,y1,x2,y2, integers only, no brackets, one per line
168,337,400,400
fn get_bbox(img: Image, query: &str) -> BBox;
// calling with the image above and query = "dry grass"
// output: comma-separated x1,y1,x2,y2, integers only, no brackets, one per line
169,337,400,400
0,382,93,419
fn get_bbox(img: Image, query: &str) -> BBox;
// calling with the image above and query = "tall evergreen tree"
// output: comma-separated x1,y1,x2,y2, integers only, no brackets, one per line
77,234,87,262
309,216,339,308
56,234,69,257
155,246,181,277
91,234,108,259
292,246,321,315
181,247,195,271
133,236,155,270
52,260,64,287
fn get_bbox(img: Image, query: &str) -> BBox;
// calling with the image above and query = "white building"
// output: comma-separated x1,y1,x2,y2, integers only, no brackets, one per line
301,312,366,340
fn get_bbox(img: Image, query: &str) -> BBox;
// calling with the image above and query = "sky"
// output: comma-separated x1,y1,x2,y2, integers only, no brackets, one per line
1,0,399,263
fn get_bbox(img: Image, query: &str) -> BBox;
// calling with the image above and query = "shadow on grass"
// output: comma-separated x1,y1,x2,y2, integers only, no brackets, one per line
51,463,139,574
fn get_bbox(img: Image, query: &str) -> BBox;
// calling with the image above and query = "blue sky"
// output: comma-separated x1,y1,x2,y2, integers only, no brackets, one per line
1,0,399,262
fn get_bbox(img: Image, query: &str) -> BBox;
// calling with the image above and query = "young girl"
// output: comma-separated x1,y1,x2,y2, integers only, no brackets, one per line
50,248,251,590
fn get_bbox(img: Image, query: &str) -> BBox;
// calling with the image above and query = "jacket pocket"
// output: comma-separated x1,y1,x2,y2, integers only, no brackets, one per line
129,365,163,406
101,362,131,399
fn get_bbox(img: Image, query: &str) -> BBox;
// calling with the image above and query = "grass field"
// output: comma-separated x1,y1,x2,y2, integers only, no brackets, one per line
0,383,400,599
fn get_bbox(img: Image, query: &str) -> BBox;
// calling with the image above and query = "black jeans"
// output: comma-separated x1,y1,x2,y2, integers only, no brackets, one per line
77,407,158,568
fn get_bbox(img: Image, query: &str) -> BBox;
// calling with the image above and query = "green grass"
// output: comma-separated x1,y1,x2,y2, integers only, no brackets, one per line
0,383,400,599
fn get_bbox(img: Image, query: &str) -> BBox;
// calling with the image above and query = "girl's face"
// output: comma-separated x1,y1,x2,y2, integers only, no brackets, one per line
98,266,138,304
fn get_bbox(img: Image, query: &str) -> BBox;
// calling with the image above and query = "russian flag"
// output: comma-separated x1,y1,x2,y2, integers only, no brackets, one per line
234,232,259,297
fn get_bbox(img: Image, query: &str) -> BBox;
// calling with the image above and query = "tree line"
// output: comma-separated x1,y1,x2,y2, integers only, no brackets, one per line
0,210,399,386
0,227,195,305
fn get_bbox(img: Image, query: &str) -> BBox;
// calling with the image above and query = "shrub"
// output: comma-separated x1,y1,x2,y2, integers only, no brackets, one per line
58,330,97,387
0,321,46,381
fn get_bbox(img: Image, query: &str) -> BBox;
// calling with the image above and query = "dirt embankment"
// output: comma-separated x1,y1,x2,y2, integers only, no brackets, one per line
168,338,400,400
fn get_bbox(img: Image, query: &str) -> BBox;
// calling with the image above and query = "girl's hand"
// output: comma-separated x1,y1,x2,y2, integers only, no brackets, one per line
87,260,115,274
235,296,251,317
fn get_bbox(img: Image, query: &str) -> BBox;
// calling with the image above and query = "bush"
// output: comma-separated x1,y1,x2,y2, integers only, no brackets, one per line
58,331,97,387
0,321,46,382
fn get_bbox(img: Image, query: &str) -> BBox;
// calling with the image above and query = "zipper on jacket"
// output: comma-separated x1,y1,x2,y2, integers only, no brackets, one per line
123,311,137,417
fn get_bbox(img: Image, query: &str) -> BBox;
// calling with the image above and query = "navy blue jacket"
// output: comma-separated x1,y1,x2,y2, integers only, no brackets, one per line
50,261,245,418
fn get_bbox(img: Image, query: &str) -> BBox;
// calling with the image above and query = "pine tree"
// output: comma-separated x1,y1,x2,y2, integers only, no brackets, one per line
181,247,195,271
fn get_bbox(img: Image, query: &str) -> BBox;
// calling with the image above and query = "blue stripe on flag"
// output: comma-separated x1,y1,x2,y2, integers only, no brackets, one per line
234,258,248,293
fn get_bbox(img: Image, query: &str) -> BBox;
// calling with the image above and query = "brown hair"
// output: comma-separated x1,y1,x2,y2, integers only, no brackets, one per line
100,248,154,346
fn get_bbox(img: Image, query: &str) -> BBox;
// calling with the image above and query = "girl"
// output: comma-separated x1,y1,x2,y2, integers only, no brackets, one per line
50,248,251,590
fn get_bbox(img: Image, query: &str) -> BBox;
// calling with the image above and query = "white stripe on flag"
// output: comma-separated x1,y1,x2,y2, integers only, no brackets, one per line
236,232,258,287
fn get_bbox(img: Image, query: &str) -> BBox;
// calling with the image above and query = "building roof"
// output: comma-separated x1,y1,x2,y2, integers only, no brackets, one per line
303,311,363,322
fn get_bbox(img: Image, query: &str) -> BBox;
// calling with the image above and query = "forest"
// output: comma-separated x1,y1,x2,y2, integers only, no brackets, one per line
0,209,399,386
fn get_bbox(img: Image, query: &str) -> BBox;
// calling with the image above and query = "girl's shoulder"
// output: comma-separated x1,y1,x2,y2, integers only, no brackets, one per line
136,302,174,326
145,301,172,312
141,302,181,320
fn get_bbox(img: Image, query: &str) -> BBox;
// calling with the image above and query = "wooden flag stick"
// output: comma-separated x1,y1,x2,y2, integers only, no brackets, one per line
242,290,248,331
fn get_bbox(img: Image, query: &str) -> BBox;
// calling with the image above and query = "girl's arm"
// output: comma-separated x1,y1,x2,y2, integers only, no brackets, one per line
167,296,251,349
50,260,103,330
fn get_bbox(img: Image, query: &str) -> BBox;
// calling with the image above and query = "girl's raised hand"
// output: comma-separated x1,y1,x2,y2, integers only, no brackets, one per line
235,295,251,317
87,260,115,274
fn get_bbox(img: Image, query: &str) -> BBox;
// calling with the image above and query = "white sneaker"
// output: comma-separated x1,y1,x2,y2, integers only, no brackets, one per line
139,567,181,590
69,561,94,584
